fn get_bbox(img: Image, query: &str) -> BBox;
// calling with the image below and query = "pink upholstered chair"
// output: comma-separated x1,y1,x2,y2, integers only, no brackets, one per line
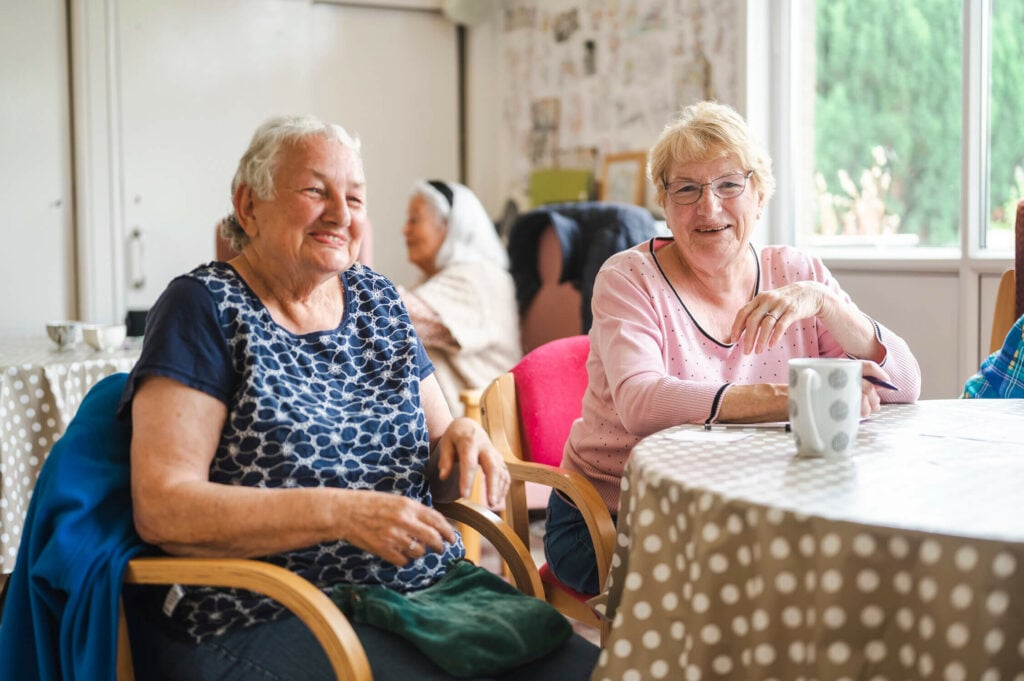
479,335,615,639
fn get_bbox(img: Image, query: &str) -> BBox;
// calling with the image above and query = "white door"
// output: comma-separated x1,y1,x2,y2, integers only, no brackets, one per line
105,0,459,316
116,0,314,311
0,0,74,334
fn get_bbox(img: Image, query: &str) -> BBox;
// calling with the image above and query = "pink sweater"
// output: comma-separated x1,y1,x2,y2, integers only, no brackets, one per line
562,239,922,512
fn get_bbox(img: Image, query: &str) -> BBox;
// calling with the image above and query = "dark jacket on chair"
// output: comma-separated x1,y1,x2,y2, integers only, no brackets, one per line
507,202,659,331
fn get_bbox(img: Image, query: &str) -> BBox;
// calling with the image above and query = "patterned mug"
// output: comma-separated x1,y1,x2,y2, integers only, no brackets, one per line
788,358,862,458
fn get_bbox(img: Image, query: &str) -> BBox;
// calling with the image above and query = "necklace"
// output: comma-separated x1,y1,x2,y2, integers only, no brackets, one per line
650,239,761,345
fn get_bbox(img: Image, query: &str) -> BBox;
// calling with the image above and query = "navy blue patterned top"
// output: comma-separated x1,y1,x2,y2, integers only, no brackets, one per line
120,261,465,642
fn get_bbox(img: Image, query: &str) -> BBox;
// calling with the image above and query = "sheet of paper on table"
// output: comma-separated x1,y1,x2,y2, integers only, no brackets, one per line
664,430,753,443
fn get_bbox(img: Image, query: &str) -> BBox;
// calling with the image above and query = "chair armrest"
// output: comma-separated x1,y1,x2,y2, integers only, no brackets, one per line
121,557,371,681
504,459,617,591
459,388,483,424
436,499,543,598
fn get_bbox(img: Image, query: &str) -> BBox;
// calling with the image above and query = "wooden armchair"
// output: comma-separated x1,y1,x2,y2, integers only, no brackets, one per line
479,336,616,642
0,371,543,680
988,199,1024,353
118,499,543,680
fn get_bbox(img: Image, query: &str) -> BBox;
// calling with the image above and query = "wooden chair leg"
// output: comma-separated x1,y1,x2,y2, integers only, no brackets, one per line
460,476,484,564
457,388,485,565
117,598,136,681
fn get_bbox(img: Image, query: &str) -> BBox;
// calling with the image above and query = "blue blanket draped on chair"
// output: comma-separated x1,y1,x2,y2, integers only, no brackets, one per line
0,372,149,680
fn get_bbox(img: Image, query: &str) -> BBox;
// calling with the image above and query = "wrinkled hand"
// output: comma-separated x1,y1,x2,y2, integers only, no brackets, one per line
340,490,457,566
731,281,830,353
859,360,892,417
434,417,510,507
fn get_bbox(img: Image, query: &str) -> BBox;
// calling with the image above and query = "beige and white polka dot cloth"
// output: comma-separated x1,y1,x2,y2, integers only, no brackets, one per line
1,337,140,573
591,400,1024,681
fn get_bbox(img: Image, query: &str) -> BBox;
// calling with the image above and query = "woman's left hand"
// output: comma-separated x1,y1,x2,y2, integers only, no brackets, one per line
433,417,510,507
732,281,831,353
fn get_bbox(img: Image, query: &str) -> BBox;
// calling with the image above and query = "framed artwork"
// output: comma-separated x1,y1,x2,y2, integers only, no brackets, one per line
599,151,647,205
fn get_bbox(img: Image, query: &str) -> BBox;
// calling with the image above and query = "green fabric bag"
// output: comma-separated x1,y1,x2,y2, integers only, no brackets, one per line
330,560,572,678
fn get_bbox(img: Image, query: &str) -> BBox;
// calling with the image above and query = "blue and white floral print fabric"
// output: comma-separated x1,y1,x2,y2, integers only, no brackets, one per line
122,261,464,642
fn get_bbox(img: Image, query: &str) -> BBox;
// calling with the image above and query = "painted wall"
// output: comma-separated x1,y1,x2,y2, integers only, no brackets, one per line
468,0,743,215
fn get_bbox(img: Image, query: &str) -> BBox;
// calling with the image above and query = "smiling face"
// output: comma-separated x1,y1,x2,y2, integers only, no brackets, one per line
238,135,367,281
403,194,447,276
662,155,763,270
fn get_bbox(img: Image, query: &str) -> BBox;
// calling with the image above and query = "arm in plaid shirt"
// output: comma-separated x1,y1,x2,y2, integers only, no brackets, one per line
963,314,1024,397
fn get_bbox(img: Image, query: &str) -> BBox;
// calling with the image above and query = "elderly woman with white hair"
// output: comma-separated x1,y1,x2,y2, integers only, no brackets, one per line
399,180,521,416
119,117,597,680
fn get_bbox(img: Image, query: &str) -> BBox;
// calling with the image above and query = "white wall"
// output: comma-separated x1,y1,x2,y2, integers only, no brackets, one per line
0,0,74,334
309,2,459,288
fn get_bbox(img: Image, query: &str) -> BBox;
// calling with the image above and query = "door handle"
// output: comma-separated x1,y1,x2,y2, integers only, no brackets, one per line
128,227,146,290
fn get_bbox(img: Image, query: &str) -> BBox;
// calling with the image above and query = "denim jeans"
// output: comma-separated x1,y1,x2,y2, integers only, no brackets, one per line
152,612,599,681
543,490,617,595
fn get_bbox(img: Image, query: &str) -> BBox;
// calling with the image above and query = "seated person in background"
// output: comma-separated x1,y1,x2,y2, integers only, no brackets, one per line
122,115,598,681
547,100,923,595
399,180,522,416
962,314,1024,397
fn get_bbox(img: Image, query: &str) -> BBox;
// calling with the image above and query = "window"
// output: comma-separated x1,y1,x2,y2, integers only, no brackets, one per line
768,0,1023,253
987,0,1024,249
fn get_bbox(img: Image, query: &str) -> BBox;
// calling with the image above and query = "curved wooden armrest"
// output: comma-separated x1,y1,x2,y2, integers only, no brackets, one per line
121,557,371,681
504,459,617,589
436,498,543,598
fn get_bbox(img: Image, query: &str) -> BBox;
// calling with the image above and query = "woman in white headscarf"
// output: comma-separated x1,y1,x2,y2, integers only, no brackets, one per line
400,180,522,415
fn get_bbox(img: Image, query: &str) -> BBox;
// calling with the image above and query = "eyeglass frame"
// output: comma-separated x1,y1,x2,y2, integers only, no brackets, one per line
662,170,755,206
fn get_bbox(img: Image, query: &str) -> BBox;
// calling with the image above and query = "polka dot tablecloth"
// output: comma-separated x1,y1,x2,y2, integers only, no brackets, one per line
591,400,1024,681
1,336,140,573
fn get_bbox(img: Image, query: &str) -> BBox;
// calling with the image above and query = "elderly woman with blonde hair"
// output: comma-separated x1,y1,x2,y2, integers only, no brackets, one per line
399,180,521,416
546,100,923,595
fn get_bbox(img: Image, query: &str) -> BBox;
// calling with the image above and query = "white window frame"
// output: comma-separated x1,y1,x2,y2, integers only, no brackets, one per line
743,0,1011,388
749,0,1006,261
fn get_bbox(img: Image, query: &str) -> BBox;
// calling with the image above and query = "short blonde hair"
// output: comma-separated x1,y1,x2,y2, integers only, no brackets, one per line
647,101,775,206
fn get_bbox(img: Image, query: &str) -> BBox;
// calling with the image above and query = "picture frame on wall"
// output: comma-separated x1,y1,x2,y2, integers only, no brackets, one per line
599,151,647,206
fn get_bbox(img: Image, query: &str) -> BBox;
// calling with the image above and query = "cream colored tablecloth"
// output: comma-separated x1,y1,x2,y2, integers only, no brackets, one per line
592,400,1024,681
0,336,140,573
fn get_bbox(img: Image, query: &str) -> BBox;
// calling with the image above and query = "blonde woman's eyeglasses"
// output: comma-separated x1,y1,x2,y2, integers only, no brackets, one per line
663,170,754,206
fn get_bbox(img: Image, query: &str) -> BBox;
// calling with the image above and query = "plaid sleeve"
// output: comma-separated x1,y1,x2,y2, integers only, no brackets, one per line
962,315,1024,398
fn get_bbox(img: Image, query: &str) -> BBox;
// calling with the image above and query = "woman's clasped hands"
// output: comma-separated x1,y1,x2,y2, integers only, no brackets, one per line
730,281,831,353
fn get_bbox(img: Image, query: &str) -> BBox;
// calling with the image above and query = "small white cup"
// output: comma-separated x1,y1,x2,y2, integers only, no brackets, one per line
46,321,83,350
82,324,128,352
788,358,862,458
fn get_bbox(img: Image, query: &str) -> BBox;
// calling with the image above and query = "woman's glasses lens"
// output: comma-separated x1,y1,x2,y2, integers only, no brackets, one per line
665,172,751,205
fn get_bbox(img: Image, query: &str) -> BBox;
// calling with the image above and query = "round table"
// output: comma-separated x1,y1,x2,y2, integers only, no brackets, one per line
592,400,1024,681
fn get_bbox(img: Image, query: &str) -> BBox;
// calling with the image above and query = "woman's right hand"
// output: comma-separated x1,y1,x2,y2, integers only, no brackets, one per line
338,490,457,566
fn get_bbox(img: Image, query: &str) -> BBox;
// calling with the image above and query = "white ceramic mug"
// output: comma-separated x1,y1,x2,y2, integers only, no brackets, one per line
788,358,862,458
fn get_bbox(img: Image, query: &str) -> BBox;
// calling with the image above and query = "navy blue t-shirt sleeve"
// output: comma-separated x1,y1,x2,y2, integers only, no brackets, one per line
118,275,236,416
